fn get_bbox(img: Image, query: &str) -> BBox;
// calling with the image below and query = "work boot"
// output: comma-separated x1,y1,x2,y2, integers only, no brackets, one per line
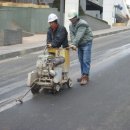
77,76,83,82
80,75,89,85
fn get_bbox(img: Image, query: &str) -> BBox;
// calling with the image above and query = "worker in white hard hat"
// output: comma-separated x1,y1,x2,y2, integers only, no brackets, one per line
47,13,68,48
68,9,93,85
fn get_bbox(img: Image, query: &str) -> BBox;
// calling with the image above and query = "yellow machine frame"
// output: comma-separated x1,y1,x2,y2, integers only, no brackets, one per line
47,48,70,72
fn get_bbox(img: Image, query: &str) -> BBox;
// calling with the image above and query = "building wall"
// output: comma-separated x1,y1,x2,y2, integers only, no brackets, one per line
30,8,59,33
102,0,115,26
0,7,59,33
88,0,103,7
80,0,86,12
85,10,101,19
80,0,103,19
80,0,103,11
103,0,130,26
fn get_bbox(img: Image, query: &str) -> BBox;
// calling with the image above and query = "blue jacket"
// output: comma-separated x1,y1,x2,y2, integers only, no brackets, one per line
47,25,68,48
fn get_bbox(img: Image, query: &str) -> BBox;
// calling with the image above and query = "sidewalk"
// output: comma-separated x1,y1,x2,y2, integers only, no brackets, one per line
0,26,130,61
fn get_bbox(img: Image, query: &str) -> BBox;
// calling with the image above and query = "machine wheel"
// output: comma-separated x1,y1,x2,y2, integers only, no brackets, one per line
31,83,41,94
67,78,73,88
52,84,61,94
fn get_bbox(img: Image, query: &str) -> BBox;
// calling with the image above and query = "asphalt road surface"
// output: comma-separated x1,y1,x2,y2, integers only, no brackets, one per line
0,30,130,130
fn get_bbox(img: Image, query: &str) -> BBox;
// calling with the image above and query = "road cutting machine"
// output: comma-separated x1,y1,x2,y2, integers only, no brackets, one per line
27,46,73,94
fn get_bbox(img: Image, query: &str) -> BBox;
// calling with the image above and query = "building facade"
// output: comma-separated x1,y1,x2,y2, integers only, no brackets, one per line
80,0,130,26
103,0,130,26
80,0,103,19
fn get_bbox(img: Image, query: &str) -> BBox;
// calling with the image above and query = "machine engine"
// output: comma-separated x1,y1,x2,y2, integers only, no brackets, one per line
36,54,65,77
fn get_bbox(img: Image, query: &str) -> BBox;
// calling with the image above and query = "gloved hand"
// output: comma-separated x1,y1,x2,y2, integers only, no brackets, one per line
69,44,77,50
47,43,52,48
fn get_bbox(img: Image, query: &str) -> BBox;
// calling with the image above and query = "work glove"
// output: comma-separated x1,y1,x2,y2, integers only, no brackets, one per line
47,43,52,48
69,44,77,50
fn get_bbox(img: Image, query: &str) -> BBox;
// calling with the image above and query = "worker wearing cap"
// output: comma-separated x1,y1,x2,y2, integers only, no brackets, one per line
47,13,69,48
68,10,93,85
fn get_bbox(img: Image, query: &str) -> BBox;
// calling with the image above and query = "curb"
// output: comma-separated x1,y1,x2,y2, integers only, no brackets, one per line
93,28,130,38
0,46,43,60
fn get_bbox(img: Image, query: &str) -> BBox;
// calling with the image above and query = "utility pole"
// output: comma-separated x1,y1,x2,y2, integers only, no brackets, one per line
60,0,64,25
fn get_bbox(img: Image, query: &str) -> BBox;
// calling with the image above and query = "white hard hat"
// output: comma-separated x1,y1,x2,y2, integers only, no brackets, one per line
48,13,58,23
68,9,78,19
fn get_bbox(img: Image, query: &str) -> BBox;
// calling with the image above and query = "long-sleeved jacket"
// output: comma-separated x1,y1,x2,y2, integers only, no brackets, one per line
69,19,93,47
47,25,68,48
